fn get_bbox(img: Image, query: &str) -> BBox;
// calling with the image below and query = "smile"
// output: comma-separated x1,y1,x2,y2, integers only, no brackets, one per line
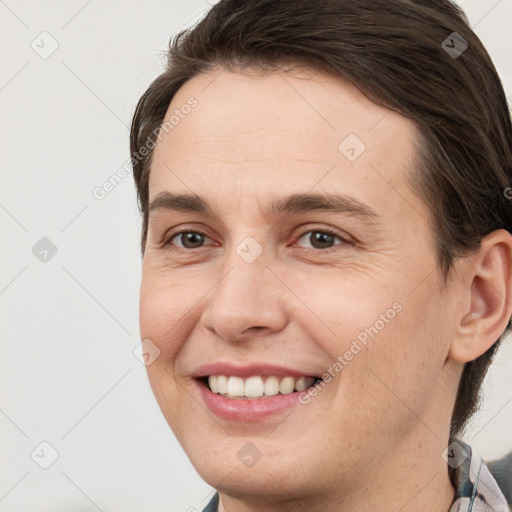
192,362,325,421
206,375,320,399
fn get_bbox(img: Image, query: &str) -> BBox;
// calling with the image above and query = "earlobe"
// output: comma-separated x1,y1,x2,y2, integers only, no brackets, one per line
448,229,512,364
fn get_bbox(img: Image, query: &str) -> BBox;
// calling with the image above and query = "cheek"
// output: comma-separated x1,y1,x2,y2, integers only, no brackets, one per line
305,269,448,432
139,266,201,344
346,282,448,426
285,268,403,354
139,274,196,435
138,267,213,409
139,275,189,392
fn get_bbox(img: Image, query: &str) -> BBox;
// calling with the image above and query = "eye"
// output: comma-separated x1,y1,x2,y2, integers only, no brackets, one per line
162,227,352,252
164,230,213,249
294,228,351,252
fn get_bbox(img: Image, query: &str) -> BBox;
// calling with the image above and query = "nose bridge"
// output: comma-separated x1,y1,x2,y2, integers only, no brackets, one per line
201,238,288,340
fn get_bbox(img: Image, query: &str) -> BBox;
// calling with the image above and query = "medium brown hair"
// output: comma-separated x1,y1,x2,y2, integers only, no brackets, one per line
130,0,512,440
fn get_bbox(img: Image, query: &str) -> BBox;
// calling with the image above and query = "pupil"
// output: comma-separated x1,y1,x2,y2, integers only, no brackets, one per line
312,232,333,249
183,232,203,248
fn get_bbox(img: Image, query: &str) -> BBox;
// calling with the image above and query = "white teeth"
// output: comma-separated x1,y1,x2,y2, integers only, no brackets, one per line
227,376,244,397
208,375,218,394
206,375,317,399
279,376,295,395
264,376,280,396
217,375,228,395
294,376,308,392
244,376,265,397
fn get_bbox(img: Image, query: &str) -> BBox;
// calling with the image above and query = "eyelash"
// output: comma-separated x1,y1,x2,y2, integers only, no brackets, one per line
162,227,354,253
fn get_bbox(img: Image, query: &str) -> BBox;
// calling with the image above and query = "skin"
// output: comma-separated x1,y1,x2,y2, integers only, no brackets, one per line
139,66,512,511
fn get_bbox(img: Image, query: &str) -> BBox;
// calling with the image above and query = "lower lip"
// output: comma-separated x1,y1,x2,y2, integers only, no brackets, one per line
195,379,307,421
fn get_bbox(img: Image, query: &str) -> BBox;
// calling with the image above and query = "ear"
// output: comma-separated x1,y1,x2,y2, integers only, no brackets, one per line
448,229,512,363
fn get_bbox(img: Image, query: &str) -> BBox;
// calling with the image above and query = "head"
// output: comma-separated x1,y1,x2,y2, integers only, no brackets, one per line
130,0,512,505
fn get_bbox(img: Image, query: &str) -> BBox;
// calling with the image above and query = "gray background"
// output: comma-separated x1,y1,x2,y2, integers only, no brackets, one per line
0,1,510,511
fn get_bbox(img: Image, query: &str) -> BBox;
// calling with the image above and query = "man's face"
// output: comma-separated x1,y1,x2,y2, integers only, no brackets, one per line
140,67,457,501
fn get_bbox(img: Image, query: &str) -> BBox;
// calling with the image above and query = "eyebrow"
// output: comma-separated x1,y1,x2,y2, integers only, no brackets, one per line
148,191,380,224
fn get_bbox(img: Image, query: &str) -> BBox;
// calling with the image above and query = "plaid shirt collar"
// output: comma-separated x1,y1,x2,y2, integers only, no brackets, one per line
449,439,510,511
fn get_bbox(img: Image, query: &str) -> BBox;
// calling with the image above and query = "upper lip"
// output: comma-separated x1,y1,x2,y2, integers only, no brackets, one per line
192,362,321,379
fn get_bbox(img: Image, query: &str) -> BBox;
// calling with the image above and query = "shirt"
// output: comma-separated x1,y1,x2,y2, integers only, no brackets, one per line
201,439,510,512
450,439,510,511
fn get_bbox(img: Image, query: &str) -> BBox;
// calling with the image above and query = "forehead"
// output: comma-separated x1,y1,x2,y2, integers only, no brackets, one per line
149,66,423,224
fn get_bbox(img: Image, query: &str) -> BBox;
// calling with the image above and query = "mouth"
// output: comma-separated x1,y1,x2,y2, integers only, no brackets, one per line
192,362,326,420
197,374,323,400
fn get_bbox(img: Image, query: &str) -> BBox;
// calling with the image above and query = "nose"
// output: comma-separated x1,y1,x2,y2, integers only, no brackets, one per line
200,256,289,343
